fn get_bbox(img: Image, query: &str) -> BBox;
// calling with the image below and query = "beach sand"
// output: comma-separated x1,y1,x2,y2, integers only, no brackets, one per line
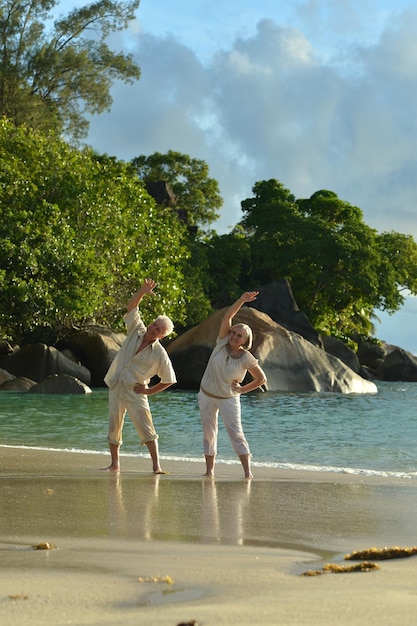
1,446,417,625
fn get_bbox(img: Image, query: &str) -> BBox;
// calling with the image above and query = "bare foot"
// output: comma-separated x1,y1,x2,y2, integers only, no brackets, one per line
244,473,253,480
203,472,214,478
153,468,169,475
100,464,120,472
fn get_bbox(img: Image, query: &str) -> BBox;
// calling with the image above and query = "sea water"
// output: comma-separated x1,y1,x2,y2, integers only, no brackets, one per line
0,382,416,479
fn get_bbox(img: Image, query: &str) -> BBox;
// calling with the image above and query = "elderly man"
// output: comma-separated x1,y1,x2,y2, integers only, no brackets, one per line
103,279,176,473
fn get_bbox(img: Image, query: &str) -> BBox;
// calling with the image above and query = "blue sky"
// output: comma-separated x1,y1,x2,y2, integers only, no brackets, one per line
59,0,417,352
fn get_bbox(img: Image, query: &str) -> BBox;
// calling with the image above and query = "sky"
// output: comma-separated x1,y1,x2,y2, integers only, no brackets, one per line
59,0,417,353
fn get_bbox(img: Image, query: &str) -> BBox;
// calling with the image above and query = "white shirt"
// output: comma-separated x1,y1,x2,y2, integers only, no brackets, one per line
104,308,176,390
200,335,258,398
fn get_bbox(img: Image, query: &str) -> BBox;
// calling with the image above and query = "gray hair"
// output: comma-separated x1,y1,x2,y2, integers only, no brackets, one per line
155,314,174,337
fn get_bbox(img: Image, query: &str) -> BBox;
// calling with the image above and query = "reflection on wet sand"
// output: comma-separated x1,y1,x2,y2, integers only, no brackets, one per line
100,475,417,552
2,469,417,553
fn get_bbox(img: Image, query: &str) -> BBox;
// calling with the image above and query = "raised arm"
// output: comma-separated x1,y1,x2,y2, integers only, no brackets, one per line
219,291,259,339
126,278,157,312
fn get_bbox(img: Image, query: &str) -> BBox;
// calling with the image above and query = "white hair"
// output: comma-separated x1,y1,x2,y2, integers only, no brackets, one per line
155,314,174,337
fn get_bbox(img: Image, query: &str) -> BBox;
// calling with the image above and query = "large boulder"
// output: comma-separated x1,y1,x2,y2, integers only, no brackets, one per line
247,279,322,347
377,348,417,382
56,326,125,387
0,376,36,391
357,341,387,373
321,336,360,373
145,180,177,207
28,374,92,394
167,307,377,394
0,368,14,385
0,343,91,385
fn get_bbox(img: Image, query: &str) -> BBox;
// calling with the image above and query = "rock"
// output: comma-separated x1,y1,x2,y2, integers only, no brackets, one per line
145,180,177,207
167,307,377,393
357,341,387,372
0,341,14,358
0,376,36,391
56,326,124,387
0,343,91,385
0,368,15,385
377,348,417,382
247,279,322,347
28,374,92,394
322,336,360,373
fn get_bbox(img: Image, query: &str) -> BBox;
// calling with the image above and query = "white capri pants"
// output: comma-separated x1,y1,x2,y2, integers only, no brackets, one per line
198,390,251,457
108,381,158,446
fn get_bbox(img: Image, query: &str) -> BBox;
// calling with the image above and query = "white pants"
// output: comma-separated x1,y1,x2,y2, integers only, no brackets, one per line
108,381,158,446
198,390,251,457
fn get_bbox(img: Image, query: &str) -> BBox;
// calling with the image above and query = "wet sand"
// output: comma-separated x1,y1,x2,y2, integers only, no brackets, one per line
1,446,417,625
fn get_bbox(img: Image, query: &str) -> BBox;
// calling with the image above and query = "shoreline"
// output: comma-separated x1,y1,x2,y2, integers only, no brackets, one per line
3,442,417,481
2,446,417,625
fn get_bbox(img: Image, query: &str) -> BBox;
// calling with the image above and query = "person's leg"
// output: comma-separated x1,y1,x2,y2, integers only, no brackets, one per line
145,439,166,474
103,387,125,471
204,454,215,478
239,454,253,480
198,391,219,477
108,442,121,470
221,398,253,478
127,394,164,473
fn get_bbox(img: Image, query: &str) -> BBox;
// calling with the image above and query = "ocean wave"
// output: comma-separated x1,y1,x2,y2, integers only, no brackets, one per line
2,444,417,480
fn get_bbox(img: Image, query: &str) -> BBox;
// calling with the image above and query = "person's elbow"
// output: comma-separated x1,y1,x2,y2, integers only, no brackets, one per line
256,369,267,387
257,375,267,388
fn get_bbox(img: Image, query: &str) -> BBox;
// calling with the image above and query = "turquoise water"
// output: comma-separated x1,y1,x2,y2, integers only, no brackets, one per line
1,382,416,478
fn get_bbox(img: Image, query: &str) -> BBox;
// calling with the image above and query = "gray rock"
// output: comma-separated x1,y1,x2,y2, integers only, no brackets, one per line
56,326,124,387
1,343,91,385
378,348,417,382
168,307,377,394
247,279,322,347
0,376,36,391
28,374,92,394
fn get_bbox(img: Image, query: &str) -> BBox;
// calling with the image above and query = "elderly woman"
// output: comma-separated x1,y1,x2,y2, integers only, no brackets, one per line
103,279,176,473
198,291,267,479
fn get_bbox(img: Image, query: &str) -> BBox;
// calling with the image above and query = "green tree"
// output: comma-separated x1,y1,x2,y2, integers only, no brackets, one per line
0,118,188,340
239,181,417,340
131,150,223,232
131,150,225,327
0,0,140,141
204,226,253,306
240,178,301,283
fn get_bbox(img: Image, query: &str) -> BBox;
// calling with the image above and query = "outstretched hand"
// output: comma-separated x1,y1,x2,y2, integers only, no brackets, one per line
241,290,259,303
142,278,157,296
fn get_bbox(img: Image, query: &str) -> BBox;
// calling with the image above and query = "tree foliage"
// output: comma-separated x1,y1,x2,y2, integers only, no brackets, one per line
236,180,417,340
131,150,224,326
0,0,140,141
131,150,222,232
204,226,253,307
0,118,189,341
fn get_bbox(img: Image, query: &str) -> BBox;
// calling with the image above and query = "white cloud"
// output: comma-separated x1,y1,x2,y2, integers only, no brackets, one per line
88,9,417,239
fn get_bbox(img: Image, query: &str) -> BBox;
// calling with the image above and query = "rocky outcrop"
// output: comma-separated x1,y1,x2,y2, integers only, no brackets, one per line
28,374,92,394
0,281,415,392
1,343,91,385
321,336,361,373
0,367,15,386
357,342,387,373
145,180,177,207
167,307,377,394
377,348,417,382
247,279,322,347
0,376,36,391
56,327,124,387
